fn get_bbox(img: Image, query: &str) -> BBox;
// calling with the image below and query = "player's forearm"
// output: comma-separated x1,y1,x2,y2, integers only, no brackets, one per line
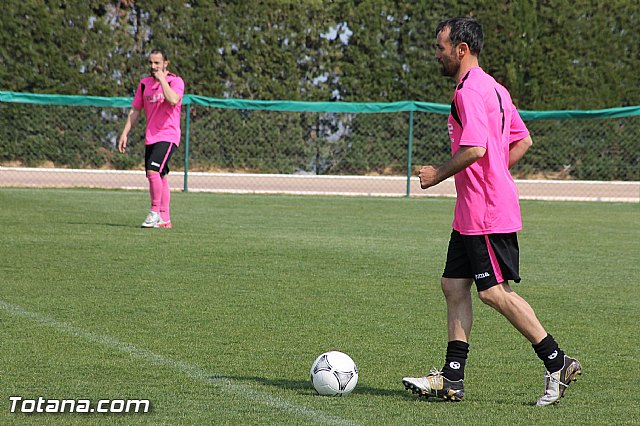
121,109,140,135
508,135,532,168
419,145,486,189
160,81,181,106
121,120,133,136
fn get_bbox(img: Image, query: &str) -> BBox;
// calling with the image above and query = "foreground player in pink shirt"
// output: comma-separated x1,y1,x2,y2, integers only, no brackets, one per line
402,17,581,406
118,49,184,228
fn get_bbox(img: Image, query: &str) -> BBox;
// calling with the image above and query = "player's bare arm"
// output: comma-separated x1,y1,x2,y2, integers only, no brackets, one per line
419,145,486,189
118,108,141,153
153,69,181,106
508,135,533,168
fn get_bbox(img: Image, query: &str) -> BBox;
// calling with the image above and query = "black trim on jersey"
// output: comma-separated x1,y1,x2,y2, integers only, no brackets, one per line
456,70,471,90
495,89,505,134
451,71,472,129
451,99,463,128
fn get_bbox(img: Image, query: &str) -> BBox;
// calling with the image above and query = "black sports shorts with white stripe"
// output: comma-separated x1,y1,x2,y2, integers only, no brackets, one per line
145,142,176,177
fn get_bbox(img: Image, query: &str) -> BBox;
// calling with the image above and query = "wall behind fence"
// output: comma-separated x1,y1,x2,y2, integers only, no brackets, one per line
1,92,638,202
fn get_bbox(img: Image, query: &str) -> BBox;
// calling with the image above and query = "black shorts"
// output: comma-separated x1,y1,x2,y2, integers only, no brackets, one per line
145,142,176,176
442,230,521,292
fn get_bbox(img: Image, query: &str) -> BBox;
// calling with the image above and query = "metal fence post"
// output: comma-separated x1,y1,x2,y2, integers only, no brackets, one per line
406,110,414,197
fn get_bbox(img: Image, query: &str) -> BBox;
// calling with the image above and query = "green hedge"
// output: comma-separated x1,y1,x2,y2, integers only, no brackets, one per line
1,1,638,109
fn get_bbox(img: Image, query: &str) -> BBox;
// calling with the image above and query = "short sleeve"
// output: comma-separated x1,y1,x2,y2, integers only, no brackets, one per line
132,81,144,109
170,76,185,98
508,106,530,143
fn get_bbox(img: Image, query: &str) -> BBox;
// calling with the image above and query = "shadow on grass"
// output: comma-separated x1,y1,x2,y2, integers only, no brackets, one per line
210,374,541,404
212,375,409,398
65,221,131,227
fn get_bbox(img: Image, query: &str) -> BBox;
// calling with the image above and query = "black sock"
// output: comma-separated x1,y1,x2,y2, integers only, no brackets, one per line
441,340,469,381
532,334,565,373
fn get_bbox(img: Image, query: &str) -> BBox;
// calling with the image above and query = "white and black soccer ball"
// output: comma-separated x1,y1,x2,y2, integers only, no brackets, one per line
310,351,358,396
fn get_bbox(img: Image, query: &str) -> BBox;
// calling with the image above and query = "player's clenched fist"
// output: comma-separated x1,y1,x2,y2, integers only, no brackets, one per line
418,165,439,189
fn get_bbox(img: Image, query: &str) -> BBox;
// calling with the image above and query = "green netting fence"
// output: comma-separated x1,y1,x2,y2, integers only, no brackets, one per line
1,91,638,200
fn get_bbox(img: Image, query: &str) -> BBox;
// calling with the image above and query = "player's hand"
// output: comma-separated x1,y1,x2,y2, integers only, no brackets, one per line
418,165,439,189
118,134,127,153
152,68,168,82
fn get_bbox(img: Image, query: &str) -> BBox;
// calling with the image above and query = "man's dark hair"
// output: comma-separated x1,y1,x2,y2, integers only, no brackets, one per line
149,48,169,61
436,17,484,56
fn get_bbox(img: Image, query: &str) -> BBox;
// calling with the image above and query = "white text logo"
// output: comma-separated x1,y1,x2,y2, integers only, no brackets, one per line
9,396,151,414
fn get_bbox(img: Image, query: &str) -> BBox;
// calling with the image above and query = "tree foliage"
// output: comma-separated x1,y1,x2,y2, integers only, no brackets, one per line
1,0,638,108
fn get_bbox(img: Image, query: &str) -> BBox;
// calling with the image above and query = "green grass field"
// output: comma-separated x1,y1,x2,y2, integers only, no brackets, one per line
1,188,638,425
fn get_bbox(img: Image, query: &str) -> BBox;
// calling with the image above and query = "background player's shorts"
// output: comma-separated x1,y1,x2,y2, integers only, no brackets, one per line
442,229,521,292
145,142,176,176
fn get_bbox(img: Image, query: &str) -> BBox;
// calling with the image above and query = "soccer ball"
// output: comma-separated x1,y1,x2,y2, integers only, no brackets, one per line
310,351,358,396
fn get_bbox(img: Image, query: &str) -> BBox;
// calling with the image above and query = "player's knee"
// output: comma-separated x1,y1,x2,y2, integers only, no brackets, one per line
440,277,451,295
440,277,468,301
477,289,493,306
477,284,503,308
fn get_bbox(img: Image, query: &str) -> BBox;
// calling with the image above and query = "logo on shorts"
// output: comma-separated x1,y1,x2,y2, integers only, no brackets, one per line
475,272,490,280
151,162,160,167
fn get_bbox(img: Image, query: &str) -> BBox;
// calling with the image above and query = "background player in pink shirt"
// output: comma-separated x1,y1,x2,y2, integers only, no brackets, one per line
402,17,581,406
118,49,184,228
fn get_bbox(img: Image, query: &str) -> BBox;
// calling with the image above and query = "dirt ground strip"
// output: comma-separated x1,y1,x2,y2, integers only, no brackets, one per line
1,167,638,203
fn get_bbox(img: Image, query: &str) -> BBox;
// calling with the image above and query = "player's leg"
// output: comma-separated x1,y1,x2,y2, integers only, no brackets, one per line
142,171,162,228
473,233,581,405
477,282,546,343
441,276,472,382
403,231,469,401
443,277,473,342
478,282,581,405
142,142,174,228
156,144,176,228
141,144,162,228
157,175,171,227
402,279,469,401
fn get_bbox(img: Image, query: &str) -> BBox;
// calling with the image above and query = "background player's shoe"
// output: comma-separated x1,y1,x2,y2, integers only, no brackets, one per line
403,369,464,401
141,211,161,228
154,219,172,229
536,355,582,406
